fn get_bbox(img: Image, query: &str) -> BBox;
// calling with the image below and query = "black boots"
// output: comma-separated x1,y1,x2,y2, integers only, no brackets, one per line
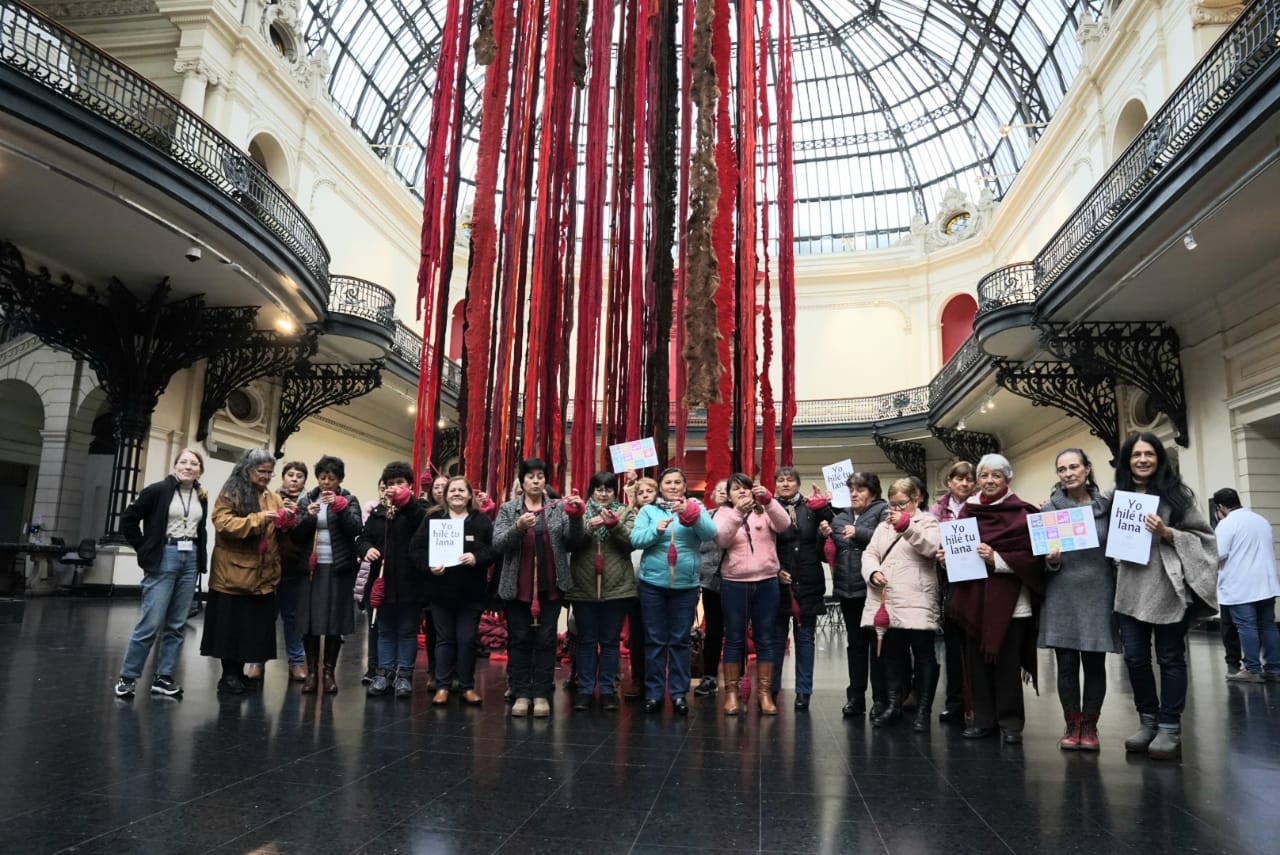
911,659,939,732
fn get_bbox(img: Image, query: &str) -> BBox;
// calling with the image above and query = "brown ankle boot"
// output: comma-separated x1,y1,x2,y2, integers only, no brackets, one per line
723,662,742,716
301,636,320,694
757,662,778,716
321,636,341,695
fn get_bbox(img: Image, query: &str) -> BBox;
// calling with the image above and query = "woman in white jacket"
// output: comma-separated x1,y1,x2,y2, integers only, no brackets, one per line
862,478,942,730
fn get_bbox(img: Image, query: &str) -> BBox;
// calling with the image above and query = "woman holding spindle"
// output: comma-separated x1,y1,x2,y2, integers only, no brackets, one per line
1112,432,1217,761
493,458,585,718
632,467,717,715
1037,448,1117,751
566,471,636,711
945,454,1043,743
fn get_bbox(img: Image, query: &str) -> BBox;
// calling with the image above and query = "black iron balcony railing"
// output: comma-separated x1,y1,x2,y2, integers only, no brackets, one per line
0,0,330,288
391,321,462,394
1033,0,1279,295
928,334,988,405
975,263,1036,317
328,275,395,331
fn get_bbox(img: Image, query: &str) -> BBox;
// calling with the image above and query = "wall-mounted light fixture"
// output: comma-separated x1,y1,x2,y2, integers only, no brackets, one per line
998,121,1049,137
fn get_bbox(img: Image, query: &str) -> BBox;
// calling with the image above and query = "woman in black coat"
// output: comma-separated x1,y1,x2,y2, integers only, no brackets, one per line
410,476,495,706
114,448,210,698
772,467,836,711
291,455,362,694
828,471,889,717
356,461,429,698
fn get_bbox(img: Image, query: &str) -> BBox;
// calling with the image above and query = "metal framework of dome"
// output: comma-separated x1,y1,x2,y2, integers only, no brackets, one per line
303,0,1102,251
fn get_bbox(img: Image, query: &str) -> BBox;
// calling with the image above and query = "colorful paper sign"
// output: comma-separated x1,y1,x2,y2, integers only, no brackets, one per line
1105,490,1160,564
822,458,854,508
939,518,988,582
1026,507,1100,556
609,437,659,473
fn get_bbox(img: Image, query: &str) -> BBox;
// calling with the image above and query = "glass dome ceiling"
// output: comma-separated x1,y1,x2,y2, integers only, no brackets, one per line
302,1,1102,252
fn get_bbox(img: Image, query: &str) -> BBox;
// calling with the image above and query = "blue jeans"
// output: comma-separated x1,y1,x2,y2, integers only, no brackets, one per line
120,545,199,680
638,582,699,702
276,575,306,665
719,578,779,668
774,613,818,694
573,599,631,695
1117,613,1188,727
1227,599,1280,675
376,602,421,673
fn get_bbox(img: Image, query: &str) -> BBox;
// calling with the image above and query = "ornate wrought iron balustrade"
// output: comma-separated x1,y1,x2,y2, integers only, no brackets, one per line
1034,0,1280,294
975,263,1036,316
390,321,461,394
928,334,988,404
328,275,396,330
0,0,330,286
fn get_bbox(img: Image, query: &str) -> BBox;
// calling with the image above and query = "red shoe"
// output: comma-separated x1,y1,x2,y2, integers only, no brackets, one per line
1078,715,1100,751
1058,712,1082,750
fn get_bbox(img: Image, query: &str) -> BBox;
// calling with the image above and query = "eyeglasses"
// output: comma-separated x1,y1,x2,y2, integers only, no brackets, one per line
888,500,912,510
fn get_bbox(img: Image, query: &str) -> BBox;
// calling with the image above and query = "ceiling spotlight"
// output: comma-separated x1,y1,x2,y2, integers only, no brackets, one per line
275,316,296,334
437,419,447,428
957,419,966,431
985,393,996,411
407,404,416,414
1182,231,1198,251
979,401,988,414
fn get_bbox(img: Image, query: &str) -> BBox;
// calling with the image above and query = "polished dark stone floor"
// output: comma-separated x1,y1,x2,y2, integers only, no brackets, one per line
2,599,1279,854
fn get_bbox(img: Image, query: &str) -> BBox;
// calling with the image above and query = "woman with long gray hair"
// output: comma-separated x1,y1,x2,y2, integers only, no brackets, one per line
200,449,298,695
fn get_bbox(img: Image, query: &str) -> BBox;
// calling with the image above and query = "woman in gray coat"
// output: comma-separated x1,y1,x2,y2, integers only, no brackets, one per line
1038,449,1117,751
828,472,889,718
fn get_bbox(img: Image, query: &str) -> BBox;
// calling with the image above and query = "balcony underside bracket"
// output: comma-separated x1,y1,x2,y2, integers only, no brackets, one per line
275,361,384,457
994,359,1120,463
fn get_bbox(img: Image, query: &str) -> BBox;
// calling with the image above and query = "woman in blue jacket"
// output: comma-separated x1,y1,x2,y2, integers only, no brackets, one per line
631,467,717,714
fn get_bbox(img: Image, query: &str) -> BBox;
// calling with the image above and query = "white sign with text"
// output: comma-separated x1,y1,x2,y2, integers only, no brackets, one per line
939,518,988,582
822,459,854,508
1105,490,1160,564
429,519,465,567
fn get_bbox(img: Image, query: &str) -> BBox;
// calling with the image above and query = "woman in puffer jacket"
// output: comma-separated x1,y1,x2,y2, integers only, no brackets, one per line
631,467,717,715
714,473,791,716
862,478,942,731
567,471,637,712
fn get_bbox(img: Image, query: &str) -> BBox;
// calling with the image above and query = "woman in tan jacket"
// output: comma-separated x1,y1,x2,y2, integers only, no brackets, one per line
200,448,298,694
862,478,942,730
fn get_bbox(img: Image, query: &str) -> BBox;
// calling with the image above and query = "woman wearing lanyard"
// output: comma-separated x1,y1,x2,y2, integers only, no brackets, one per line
114,449,209,698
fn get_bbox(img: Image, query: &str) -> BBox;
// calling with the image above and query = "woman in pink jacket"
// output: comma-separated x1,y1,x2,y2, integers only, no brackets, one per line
714,473,791,715
862,478,942,730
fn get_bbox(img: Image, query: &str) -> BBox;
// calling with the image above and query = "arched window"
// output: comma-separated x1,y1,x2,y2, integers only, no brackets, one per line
448,300,465,361
940,294,978,362
1113,98,1148,160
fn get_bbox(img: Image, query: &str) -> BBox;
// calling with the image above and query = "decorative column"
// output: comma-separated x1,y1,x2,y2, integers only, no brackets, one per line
174,59,212,115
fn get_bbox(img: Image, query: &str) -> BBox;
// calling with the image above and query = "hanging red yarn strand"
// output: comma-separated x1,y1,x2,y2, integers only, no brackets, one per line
674,0,694,464
569,0,616,491
412,0,471,479
705,0,737,492
776,0,798,465
463,0,516,486
757,0,777,481
735,0,758,477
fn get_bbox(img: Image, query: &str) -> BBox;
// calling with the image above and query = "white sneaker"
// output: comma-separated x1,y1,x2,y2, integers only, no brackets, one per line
511,697,531,717
532,697,551,718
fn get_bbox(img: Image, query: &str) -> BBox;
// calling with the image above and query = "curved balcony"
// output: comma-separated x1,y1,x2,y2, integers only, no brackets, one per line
388,321,462,399
323,275,395,356
973,262,1038,357
0,0,330,309
927,334,991,418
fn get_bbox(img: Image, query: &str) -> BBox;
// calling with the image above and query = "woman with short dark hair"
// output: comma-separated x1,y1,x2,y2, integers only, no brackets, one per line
1113,432,1217,761
829,471,888,717
201,449,296,695
493,458,586,717
292,455,362,694
566,470,636,711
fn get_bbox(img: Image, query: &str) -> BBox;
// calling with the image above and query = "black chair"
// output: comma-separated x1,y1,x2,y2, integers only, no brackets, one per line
60,538,97,589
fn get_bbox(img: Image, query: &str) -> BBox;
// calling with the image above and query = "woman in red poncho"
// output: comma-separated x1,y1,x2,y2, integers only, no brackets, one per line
945,453,1045,743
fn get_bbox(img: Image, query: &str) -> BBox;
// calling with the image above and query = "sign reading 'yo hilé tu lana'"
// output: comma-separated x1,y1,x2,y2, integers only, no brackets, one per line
1105,491,1160,564
939,518,987,582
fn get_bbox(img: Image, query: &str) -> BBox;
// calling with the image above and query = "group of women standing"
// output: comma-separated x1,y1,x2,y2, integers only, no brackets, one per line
112,434,1221,761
